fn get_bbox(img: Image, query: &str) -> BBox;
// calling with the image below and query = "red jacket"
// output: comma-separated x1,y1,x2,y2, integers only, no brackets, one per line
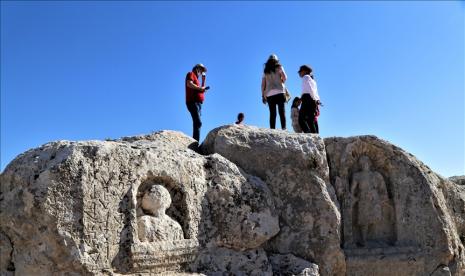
185,72,205,103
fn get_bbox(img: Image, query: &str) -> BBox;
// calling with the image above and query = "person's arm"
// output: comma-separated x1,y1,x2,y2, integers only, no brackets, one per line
261,76,267,103
279,66,287,83
376,174,389,204
186,80,205,92
350,178,358,202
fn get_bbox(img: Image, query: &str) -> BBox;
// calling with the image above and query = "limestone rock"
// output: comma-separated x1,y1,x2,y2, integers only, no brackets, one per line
0,130,279,275
202,125,345,276
441,179,465,249
193,247,272,275
1,126,464,276
202,154,279,250
325,135,465,276
269,253,319,276
449,175,465,186
0,230,14,275
431,265,452,276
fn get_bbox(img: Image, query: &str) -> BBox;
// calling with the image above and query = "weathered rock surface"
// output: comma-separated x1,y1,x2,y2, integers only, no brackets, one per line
442,178,465,250
0,130,281,275
0,230,14,275
325,135,465,276
194,247,272,275
450,175,465,186
268,253,319,276
202,125,345,276
1,126,464,276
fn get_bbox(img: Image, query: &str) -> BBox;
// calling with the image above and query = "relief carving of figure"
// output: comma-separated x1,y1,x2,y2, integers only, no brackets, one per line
350,156,391,246
137,184,184,242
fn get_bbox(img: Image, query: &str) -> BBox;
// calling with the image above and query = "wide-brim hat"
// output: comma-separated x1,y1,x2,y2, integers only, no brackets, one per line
194,63,207,72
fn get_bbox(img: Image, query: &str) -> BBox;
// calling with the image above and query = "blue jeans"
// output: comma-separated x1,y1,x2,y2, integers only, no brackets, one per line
186,102,202,141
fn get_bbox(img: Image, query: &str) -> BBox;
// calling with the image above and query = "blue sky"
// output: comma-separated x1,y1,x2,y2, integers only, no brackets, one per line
1,1,464,177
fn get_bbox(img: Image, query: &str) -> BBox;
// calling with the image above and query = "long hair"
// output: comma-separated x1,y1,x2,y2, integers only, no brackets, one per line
291,97,301,108
264,58,281,74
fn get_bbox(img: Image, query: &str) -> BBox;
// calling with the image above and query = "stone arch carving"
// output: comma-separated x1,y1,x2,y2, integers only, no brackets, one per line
136,176,190,240
333,141,397,248
129,175,199,273
137,184,183,242
349,155,396,247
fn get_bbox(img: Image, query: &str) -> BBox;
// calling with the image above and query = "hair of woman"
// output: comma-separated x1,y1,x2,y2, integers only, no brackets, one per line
291,97,301,108
264,58,282,74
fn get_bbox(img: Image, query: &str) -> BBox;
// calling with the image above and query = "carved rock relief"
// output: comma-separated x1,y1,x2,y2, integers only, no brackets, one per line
137,184,184,242
335,154,396,249
130,178,198,273
349,156,396,248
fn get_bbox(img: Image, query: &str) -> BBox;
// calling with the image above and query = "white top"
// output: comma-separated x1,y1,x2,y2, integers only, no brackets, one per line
301,75,320,101
263,67,287,97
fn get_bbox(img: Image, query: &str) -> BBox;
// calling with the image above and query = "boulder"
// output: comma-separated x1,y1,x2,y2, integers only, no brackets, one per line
193,247,272,276
325,135,465,276
449,176,465,186
441,179,465,250
1,126,463,276
268,253,319,276
0,230,14,275
202,125,344,276
0,130,279,275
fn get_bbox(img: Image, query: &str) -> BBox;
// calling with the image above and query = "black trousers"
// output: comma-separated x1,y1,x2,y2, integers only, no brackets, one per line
186,102,202,141
267,93,286,129
299,94,319,133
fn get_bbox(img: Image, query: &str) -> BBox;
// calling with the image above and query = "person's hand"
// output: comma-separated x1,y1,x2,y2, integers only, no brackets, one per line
200,86,206,92
262,96,267,104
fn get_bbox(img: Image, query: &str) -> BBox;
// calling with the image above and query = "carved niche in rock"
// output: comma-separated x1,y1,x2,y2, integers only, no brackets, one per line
130,178,198,273
348,156,396,248
137,184,184,242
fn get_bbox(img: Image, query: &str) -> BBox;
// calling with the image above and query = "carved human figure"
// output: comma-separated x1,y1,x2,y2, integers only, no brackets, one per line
137,184,184,242
350,156,390,246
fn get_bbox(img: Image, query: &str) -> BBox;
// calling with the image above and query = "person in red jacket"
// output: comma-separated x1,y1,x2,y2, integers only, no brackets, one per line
186,63,208,141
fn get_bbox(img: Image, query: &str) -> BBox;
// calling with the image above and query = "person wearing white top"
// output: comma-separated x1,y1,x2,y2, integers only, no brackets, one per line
261,54,287,130
298,65,320,133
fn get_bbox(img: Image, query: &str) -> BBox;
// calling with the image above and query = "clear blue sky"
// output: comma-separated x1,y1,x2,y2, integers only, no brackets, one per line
1,1,464,177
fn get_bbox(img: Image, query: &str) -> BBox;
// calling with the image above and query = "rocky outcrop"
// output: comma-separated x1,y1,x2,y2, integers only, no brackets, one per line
0,230,14,275
202,125,344,276
268,254,319,276
325,135,465,276
450,176,465,186
0,130,281,275
442,178,465,250
1,125,464,276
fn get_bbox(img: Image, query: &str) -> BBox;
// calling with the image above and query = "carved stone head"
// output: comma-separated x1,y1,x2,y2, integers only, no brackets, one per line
141,185,171,216
359,156,372,171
